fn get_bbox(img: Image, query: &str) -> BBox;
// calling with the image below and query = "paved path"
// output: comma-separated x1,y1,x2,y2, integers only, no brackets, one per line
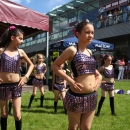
22,84,49,92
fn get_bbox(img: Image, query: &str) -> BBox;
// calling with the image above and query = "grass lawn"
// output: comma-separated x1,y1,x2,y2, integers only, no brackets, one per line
7,80,130,130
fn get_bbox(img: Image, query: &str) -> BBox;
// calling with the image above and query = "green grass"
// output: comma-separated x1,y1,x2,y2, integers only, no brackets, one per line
7,80,130,130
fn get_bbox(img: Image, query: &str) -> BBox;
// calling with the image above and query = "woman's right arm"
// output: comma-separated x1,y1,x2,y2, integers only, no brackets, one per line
51,47,83,91
0,48,3,83
98,66,106,83
52,71,55,92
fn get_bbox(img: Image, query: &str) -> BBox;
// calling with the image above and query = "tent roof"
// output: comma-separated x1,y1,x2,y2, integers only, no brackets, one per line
0,0,49,38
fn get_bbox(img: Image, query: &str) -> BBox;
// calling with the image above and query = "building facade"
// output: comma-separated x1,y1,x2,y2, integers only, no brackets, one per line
20,0,130,59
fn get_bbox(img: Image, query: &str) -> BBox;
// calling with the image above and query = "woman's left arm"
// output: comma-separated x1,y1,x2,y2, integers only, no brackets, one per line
18,49,34,86
94,70,102,91
43,63,47,74
43,63,47,79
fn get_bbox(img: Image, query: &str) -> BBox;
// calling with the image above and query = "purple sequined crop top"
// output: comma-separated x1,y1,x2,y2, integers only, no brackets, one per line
36,64,45,74
0,49,21,73
71,46,96,77
104,67,114,78
55,74,64,83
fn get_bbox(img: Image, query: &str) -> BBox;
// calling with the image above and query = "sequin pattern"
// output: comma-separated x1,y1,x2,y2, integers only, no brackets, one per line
71,51,96,77
32,78,44,87
100,83,114,91
0,53,20,73
104,68,114,78
64,90,97,113
55,75,64,83
0,82,22,100
54,83,65,92
36,65,45,74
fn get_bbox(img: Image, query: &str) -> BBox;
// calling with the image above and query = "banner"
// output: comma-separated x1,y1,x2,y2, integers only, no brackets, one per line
100,0,129,12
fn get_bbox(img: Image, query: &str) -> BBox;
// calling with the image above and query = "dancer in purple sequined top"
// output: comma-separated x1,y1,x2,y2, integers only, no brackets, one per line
95,54,116,117
0,26,34,130
52,21,102,130
52,63,67,114
104,67,114,78
0,48,20,73
28,54,47,109
71,45,96,77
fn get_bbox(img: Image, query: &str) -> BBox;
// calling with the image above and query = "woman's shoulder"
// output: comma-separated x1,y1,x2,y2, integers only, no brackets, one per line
87,49,92,55
42,63,46,67
61,45,77,61
65,45,77,52
0,48,4,54
18,48,25,56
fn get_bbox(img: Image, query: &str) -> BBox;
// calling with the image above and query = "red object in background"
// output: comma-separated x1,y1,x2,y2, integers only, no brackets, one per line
0,0,49,37
73,29,77,37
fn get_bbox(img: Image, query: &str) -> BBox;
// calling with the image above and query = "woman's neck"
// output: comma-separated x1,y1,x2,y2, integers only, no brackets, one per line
37,62,42,65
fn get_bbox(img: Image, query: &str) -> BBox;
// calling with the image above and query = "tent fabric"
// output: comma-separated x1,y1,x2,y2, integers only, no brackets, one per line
0,0,49,37
49,36,114,51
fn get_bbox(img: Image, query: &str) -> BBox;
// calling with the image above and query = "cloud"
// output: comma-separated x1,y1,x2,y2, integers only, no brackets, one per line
26,0,31,4
49,0,67,11
9,0,31,4
10,0,21,3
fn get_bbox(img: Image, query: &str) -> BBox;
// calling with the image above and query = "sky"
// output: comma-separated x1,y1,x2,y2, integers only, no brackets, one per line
10,0,72,14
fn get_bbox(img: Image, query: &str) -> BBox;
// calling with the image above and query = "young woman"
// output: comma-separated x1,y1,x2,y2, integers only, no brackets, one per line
52,63,66,114
95,55,116,117
51,21,102,130
0,26,34,130
28,54,47,109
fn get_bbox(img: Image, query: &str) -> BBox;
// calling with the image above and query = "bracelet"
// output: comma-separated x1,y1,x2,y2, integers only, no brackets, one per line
24,75,29,80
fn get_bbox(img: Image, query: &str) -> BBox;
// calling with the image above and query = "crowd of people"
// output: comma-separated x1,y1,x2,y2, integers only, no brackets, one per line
96,3,130,28
0,20,129,130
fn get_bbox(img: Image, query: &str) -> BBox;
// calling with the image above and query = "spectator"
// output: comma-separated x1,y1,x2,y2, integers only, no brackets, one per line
107,11,113,25
117,57,125,80
96,13,102,28
113,9,118,24
117,6,122,23
126,3,130,21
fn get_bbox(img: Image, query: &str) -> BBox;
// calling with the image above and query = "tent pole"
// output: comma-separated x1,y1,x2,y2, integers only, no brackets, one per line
46,31,49,85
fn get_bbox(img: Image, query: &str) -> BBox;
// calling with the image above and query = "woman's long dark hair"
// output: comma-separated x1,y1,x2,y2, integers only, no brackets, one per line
75,20,93,37
0,26,24,47
101,54,111,66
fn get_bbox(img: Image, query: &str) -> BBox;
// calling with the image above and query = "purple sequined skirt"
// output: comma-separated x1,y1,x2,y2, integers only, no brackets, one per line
64,89,97,113
100,83,114,91
32,78,44,87
0,82,22,100
54,83,65,92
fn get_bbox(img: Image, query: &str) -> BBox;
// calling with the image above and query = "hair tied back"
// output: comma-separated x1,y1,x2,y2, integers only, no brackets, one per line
9,26,16,31
85,19,90,23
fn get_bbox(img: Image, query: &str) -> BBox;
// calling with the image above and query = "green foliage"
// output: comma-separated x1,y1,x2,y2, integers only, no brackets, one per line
7,80,130,130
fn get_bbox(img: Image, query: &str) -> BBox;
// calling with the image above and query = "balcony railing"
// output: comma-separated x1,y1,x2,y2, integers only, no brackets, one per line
20,11,130,48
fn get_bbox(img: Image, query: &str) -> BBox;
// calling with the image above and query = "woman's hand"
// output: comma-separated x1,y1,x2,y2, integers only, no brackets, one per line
0,78,3,84
94,78,102,91
18,76,27,87
102,80,106,83
94,70,102,91
69,81,83,92
43,75,46,80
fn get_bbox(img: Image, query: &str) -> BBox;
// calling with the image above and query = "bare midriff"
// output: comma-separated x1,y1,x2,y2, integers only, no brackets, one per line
71,74,96,94
35,73,44,79
0,72,20,83
103,78,114,83
55,81,64,84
